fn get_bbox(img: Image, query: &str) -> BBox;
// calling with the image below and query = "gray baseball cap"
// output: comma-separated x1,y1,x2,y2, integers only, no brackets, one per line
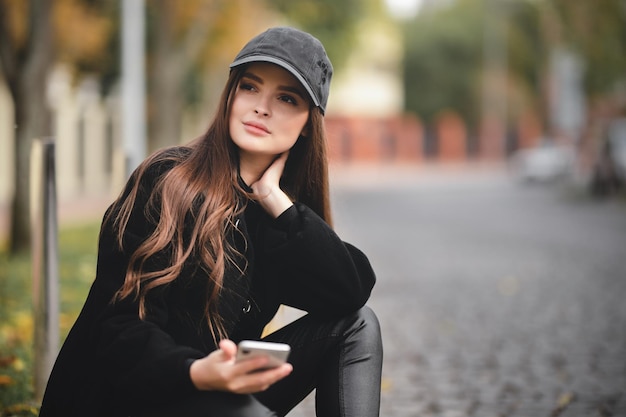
230,27,333,114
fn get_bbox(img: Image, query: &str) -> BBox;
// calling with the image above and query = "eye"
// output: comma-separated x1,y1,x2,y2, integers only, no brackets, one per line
278,94,298,105
239,82,256,92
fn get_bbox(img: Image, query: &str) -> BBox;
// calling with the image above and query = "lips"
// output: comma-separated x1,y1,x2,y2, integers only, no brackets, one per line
243,121,270,135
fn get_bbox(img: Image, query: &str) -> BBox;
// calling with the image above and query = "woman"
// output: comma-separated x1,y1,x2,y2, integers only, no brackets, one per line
39,26,382,417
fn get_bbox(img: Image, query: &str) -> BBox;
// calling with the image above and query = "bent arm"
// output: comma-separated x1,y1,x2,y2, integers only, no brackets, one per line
259,203,376,317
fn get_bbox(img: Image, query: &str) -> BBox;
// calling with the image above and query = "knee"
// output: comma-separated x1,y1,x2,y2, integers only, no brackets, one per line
348,306,383,353
357,306,381,334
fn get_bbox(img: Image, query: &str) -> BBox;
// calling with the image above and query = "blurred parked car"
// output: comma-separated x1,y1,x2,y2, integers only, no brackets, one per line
509,139,577,183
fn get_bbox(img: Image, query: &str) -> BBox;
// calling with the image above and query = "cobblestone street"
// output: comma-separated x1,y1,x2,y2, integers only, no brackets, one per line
288,166,626,417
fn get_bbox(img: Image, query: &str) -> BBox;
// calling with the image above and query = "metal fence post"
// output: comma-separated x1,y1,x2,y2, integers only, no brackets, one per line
30,137,59,401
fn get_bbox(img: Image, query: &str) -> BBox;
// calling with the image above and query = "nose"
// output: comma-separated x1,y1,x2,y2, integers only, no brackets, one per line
254,94,271,117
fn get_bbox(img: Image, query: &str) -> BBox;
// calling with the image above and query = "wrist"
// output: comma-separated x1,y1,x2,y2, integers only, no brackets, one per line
258,188,293,218
189,359,214,391
189,359,203,390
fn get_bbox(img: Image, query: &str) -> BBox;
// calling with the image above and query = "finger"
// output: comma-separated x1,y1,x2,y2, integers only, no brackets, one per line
233,355,272,375
251,363,294,390
272,152,289,170
265,152,288,176
234,363,293,393
219,339,237,362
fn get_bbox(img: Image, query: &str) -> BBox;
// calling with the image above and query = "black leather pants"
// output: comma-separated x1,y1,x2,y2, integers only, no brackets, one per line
257,305,384,417
138,306,383,417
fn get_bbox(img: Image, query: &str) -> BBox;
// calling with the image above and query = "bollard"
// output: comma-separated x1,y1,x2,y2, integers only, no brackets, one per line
30,137,59,401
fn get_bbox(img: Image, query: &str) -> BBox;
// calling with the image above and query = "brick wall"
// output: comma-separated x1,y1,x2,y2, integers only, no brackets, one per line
326,111,547,164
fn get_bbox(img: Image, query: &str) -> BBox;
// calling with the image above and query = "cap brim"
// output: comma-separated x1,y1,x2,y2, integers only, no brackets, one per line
230,55,320,108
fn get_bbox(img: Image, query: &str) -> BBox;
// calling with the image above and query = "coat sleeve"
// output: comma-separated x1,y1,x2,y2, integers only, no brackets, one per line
89,157,206,403
259,203,376,317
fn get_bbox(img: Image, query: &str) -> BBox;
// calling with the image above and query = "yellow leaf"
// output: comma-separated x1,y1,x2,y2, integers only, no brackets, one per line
557,391,575,408
13,358,25,371
5,403,39,415
381,377,393,392
0,374,15,385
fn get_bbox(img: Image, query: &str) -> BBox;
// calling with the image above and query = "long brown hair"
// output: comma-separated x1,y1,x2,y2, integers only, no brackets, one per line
108,65,332,341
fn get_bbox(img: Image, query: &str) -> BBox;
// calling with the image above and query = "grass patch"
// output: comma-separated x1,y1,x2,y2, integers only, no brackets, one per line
0,222,100,416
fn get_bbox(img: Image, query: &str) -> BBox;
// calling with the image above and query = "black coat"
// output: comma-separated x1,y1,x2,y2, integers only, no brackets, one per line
39,147,376,416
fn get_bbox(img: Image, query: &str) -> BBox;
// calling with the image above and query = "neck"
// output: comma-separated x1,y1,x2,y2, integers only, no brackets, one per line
238,152,275,186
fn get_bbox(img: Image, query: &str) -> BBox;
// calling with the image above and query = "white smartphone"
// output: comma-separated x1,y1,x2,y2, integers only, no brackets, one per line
236,340,291,371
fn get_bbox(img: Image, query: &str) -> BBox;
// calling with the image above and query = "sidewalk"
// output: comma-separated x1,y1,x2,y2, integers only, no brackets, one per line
0,194,113,244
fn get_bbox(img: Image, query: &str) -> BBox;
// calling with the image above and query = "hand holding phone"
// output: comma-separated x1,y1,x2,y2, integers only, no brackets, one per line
235,340,291,371
190,339,292,392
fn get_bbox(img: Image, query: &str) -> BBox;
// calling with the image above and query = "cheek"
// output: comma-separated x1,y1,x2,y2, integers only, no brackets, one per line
290,113,309,137
229,95,244,119
284,117,308,145
229,98,245,131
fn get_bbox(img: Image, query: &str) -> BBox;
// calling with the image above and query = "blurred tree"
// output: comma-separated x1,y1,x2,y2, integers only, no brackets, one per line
506,0,626,136
0,0,54,254
506,1,545,125
266,0,368,69
550,0,626,99
403,0,484,128
403,0,626,140
0,0,113,254
54,0,116,79
147,0,225,151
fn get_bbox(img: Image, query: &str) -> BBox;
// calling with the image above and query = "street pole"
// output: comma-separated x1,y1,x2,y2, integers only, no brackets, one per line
122,0,147,178
31,138,59,401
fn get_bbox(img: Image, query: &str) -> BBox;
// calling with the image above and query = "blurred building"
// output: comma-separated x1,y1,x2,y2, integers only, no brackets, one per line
327,20,403,117
325,18,425,164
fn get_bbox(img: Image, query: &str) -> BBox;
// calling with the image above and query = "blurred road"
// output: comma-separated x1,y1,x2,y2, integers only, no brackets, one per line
290,165,626,417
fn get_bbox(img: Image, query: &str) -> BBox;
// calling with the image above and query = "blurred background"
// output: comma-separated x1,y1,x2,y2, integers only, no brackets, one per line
0,0,625,416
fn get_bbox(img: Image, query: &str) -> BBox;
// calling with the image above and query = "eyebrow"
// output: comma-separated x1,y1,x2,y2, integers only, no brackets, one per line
242,71,307,100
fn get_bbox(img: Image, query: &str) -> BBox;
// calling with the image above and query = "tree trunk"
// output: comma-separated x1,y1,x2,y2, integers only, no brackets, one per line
1,0,54,254
149,0,179,152
148,0,218,152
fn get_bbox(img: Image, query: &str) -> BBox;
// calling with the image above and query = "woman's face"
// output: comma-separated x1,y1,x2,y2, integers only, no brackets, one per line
229,62,310,163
